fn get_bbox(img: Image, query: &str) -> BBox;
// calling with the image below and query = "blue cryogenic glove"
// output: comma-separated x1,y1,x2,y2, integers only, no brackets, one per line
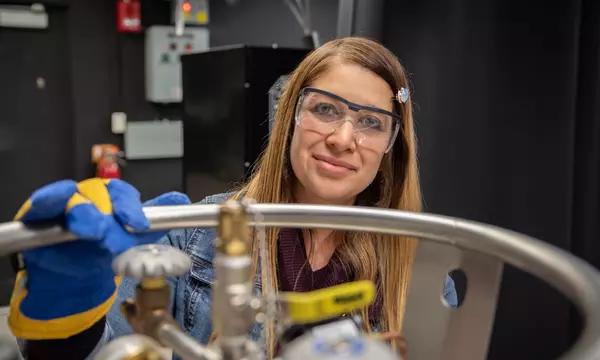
8,178,190,340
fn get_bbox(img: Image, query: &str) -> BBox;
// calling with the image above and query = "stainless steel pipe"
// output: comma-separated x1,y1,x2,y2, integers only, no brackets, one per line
1,203,600,359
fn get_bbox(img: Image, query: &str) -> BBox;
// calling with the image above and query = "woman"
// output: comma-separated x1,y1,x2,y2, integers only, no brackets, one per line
9,37,456,359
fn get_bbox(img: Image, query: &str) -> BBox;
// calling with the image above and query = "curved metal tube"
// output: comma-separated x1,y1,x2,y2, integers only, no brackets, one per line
1,203,600,359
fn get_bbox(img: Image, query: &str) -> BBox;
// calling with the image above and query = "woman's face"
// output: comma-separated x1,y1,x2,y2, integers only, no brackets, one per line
290,61,395,205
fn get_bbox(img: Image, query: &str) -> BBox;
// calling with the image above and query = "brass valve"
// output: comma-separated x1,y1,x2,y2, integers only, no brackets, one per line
216,200,250,256
112,244,192,344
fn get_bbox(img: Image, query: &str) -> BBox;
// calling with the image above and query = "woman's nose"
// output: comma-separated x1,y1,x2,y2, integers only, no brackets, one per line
325,120,356,152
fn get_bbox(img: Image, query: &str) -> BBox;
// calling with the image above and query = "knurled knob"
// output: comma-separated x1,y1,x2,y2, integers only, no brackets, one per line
112,244,191,279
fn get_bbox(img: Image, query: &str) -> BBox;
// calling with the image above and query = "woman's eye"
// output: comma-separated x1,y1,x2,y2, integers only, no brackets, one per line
312,102,339,116
359,116,384,130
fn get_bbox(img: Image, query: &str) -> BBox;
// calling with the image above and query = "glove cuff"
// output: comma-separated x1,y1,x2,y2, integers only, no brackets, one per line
8,271,122,340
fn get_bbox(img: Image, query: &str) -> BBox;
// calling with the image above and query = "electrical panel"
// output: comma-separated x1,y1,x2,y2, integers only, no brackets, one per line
145,25,209,103
125,120,183,159
0,4,48,29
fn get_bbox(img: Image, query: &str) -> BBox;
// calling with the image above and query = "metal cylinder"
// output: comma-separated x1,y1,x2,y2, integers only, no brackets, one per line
213,256,254,332
212,201,256,359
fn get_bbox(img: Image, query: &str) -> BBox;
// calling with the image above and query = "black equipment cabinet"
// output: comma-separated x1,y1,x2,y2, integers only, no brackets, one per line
181,45,309,201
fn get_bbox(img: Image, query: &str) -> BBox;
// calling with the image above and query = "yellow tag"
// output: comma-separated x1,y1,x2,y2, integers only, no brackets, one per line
282,280,375,324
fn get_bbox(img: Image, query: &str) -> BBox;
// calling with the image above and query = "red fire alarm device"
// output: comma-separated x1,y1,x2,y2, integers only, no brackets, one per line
117,0,142,33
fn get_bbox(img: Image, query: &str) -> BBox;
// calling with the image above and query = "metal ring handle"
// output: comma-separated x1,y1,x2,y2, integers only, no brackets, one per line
1,203,599,359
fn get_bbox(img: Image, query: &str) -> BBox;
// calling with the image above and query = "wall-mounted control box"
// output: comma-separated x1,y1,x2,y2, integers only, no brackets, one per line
145,25,209,103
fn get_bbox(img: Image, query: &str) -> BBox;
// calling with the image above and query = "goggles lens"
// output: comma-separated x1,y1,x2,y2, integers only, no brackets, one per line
295,88,401,153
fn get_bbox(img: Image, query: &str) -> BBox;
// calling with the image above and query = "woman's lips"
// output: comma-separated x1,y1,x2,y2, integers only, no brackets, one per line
313,154,357,177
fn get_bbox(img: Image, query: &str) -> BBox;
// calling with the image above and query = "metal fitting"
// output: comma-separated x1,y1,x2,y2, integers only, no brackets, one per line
213,200,259,360
217,200,249,256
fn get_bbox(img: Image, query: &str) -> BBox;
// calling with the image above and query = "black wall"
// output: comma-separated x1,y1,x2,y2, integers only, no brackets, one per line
382,0,599,358
0,3,74,302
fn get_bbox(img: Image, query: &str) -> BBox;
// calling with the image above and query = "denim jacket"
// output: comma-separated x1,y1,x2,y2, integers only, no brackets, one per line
103,192,457,353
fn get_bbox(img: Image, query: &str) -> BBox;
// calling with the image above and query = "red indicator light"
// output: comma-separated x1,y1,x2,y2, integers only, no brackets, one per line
182,2,192,13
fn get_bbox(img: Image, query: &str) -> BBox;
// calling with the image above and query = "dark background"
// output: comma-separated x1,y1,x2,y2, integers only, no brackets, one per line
383,0,600,358
1,0,599,359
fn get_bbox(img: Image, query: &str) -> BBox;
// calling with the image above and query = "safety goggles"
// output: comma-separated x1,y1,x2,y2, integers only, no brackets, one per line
295,87,402,153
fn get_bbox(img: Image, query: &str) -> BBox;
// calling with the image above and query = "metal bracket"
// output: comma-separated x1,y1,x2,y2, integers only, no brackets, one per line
404,241,503,360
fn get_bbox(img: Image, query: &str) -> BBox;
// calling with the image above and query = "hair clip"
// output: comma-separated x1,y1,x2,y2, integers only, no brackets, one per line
397,87,409,103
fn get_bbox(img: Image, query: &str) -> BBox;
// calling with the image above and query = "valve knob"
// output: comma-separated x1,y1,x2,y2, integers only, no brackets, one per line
113,244,191,279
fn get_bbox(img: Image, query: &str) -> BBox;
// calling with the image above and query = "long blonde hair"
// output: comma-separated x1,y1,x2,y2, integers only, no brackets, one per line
233,37,421,354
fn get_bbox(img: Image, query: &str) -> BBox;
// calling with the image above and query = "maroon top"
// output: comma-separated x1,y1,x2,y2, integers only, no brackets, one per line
277,228,382,325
